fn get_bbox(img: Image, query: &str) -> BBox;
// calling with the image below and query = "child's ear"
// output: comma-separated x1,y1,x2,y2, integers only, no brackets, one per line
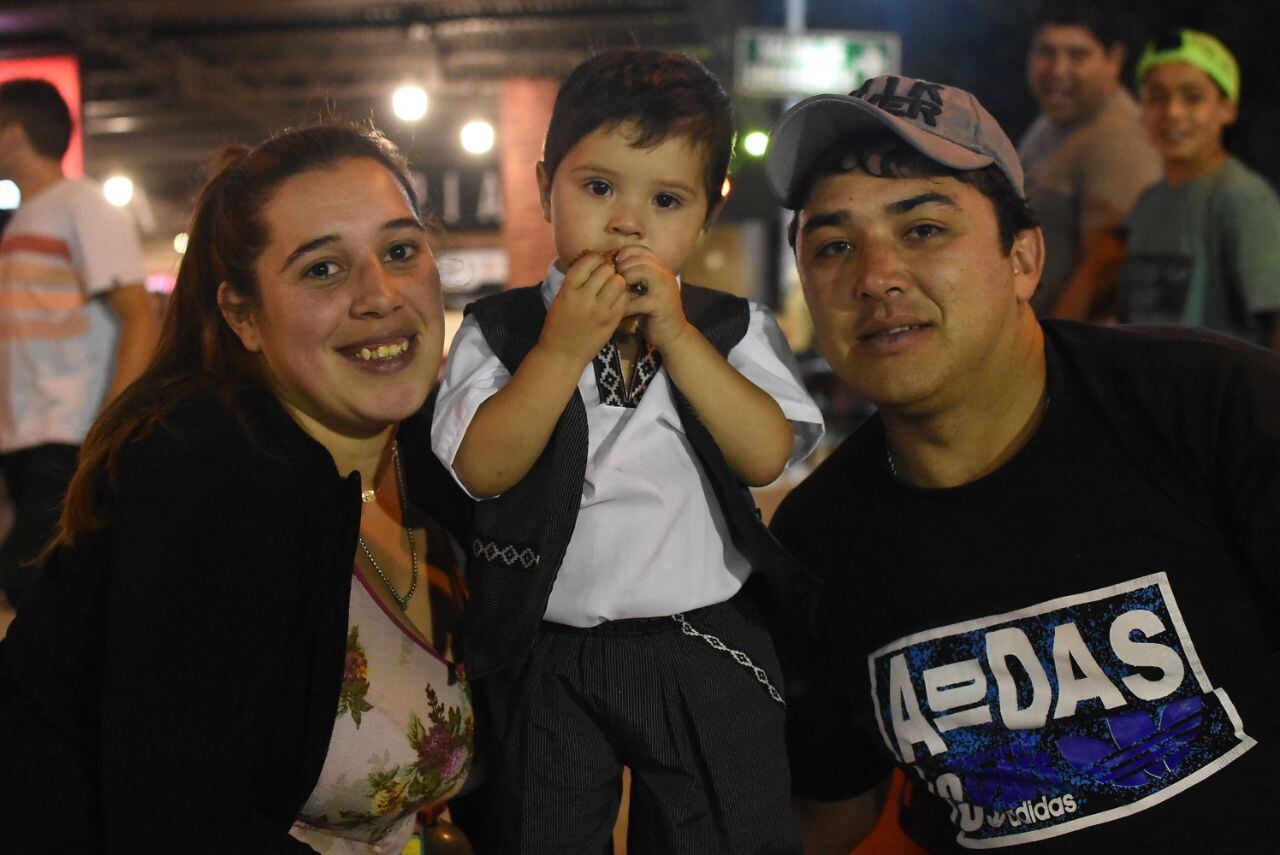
1222,98,1239,127
701,193,728,234
535,161,553,223
216,282,263,353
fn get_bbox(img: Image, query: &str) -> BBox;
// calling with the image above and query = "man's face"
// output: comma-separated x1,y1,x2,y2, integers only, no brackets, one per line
1140,61,1236,172
793,167,1039,415
1027,25,1124,126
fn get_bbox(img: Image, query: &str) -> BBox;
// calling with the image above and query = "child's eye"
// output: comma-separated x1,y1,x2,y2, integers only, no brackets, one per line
586,180,612,197
384,242,419,263
654,193,682,209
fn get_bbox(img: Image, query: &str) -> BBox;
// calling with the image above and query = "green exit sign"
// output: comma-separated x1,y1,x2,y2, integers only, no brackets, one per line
736,28,902,98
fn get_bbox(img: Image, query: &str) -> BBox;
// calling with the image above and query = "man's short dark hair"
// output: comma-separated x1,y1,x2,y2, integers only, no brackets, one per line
542,48,734,216
0,78,73,160
1032,0,1128,50
787,130,1038,255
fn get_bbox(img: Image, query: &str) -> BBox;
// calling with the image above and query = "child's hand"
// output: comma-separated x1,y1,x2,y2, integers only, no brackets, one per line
538,251,629,367
613,246,690,348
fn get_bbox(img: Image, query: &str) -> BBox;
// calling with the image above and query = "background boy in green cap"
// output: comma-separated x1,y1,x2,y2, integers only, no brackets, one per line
1117,28,1280,348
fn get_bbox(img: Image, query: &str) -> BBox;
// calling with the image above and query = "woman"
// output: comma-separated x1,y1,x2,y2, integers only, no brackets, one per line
0,124,474,853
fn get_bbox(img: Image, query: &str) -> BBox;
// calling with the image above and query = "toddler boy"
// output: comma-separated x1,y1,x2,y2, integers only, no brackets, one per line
433,48,823,854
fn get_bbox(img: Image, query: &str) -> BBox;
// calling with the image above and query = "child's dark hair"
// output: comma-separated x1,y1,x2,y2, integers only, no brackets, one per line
542,48,734,216
0,78,73,160
787,130,1038,255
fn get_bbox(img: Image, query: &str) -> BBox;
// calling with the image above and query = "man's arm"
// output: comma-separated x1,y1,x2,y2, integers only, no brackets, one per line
1053,122,1161,321
75,190,156,404
101,283,160,403
1050,228,1127,320
1218,176,1280,351
795,783,888,855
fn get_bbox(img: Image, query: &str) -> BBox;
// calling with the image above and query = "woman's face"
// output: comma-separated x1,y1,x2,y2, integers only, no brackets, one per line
221,156,443,441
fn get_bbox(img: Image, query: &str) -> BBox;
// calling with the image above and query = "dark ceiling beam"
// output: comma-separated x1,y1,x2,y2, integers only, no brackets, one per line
0,0,703,239
65,17,268,123
135,14,694,55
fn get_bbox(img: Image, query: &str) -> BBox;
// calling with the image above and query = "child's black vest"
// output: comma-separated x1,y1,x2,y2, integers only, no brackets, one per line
462,283,816,679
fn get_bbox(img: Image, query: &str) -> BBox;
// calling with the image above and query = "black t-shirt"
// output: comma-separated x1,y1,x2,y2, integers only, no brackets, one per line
772,320,1280,852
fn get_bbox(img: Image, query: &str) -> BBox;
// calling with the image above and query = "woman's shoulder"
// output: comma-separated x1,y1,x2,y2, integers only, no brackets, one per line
120,387,244,458
113,385,320,502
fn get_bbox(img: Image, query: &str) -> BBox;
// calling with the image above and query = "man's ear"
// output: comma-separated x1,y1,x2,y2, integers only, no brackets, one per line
0,121,28,157
1105,43,1126,79
535,161,553,223
1011,227,1046,304
216,282,262,353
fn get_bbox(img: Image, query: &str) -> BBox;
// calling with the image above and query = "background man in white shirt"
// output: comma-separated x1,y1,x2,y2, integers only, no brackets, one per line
0,78,159,609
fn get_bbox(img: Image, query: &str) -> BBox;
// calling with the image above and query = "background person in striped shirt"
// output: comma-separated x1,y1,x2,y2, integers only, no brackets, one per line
0,78,159,610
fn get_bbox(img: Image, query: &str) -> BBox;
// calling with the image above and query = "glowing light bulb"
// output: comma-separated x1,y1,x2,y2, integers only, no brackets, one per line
103,175,134,207
742,131,769,157
392,85,429,121
0,180,19,210
460,120,495,155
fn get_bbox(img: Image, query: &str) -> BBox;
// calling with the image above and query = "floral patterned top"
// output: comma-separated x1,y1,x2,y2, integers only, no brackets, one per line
291,526,473,855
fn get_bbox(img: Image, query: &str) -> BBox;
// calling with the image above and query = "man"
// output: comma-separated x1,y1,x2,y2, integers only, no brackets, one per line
1118,29,1280,349
765,72,1280,853
1019,0,1161,318
0,79,159,608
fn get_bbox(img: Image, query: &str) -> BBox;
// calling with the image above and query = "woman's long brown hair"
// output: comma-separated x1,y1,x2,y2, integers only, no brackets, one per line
49,123,419,550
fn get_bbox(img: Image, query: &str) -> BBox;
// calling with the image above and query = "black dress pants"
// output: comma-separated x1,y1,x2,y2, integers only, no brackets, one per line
478,592,802,855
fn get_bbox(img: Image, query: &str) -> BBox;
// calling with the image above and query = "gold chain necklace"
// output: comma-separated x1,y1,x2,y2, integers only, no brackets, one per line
357,442,418,610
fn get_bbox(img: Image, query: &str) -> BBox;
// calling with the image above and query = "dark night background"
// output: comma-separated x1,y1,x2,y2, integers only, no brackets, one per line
746,0,1280,186
0,1,1273,274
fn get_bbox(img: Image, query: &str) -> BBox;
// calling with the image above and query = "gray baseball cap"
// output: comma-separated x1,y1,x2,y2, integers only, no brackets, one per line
766,74,1024,209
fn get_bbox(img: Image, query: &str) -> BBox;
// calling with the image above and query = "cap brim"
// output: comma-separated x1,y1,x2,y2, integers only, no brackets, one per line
766,94,994,208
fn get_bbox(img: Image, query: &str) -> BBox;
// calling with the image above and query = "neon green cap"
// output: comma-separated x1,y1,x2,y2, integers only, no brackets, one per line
1136,29,1240,103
